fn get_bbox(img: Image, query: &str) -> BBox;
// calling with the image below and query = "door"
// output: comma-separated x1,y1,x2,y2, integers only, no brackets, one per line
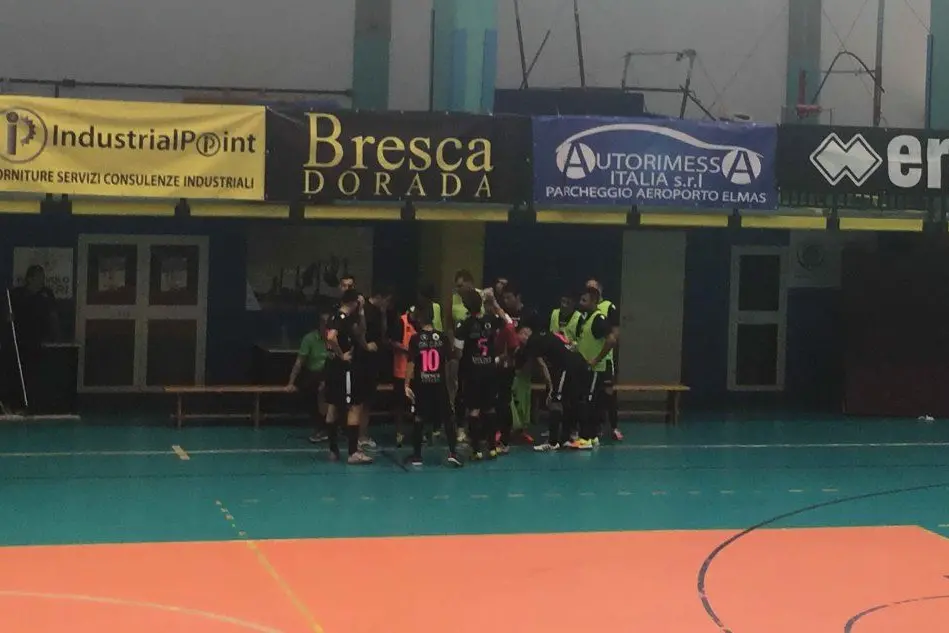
618,230,687,390
728,246,788,391
76,235,209,393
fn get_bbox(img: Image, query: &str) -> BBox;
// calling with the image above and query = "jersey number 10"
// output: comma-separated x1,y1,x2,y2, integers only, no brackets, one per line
421,349,441,373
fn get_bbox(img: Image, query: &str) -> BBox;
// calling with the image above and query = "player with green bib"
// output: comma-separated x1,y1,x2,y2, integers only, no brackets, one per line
567,288,617,449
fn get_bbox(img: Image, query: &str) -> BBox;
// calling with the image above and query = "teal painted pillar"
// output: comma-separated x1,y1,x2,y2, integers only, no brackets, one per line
930,0,949,128
352,0,392,110
431,0,498,113
784,0,822,122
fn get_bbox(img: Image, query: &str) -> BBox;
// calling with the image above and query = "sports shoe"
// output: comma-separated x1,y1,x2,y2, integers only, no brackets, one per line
495,443,510,456
308,432,328,443
347,451,374,465
456,428,468,444
395,432,404,448
533,442,560,452
591,437,600,448
447,454,463,468
408,455,423,467
611,428,624,441
565,438,594,450
471,451,484,461
488,448,499,459
358,437,377,450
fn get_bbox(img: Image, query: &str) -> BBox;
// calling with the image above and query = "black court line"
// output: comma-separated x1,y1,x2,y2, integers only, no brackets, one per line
697,482,949,633
844,594,949,631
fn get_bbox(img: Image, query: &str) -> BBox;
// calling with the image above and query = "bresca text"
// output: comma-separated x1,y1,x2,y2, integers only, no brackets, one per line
302,113,494,198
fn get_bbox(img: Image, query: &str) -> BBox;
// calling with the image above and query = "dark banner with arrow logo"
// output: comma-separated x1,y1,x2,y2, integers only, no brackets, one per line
778,124,949,197
265,110,531,204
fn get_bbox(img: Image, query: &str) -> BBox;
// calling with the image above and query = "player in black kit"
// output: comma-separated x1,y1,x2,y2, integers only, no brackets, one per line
404,302,462,468
453,287,510,460
324,289,373,465
513,322,590,451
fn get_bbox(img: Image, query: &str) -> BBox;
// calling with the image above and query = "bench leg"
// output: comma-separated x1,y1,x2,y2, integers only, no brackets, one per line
666,391,681,426
253,393,261,430
176,395,183,430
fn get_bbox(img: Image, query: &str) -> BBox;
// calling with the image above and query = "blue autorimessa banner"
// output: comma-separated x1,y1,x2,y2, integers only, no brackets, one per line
532,116,778,210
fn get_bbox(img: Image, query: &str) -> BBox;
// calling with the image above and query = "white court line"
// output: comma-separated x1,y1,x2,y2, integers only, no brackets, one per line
171,445,190,461
3,441,949,459
0,450,173,458
0,590,286,633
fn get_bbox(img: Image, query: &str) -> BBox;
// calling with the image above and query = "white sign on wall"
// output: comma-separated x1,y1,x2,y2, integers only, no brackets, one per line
12,247,74,299
788,231,877,289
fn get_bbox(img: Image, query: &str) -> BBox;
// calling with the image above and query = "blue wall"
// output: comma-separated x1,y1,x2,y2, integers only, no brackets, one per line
484,223,844,409
680,228,841,407
483,223,623,309
0,214,417,384
0,213,843,407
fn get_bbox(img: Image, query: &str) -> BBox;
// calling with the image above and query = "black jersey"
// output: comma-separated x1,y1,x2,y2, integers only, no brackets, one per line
455,314,505,371
408,328,449,385
509,305,541,332
326,309,357,359
523,331,586,374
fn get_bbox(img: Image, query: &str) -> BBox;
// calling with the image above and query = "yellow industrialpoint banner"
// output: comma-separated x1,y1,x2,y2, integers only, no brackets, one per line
0,96,265,200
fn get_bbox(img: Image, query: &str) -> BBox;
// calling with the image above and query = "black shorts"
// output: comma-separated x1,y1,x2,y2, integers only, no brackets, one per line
411,383,450,425
460,369,498,412
549,365,584,404
549,367,569,403
354,353,382,402
581,367,605,404
324,362,369,407
598,359,615,388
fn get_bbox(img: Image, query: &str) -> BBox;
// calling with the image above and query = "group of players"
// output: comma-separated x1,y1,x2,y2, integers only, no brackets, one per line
291,271,621,467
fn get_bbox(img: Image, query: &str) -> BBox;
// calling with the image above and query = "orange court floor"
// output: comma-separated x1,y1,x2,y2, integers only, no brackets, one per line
3,413,949,633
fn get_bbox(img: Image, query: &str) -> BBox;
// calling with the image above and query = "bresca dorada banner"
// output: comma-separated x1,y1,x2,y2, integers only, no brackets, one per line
778,124,949,196
265,110,531,203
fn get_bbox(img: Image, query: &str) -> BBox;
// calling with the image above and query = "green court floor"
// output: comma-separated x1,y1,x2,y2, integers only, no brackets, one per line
2,413,949,547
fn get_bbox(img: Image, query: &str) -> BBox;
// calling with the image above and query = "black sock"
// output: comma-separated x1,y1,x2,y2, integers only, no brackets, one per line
483,412,497,450
327,423,340,454
412,419,424,457
580,399,597,440
608,391,618,430
548,409,562,445
499,406,513,446
444,418,458,456
467,415,481,451
347,425,359,455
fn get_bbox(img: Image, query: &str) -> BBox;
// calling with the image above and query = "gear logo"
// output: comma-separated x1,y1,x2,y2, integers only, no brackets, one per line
1,107,48,163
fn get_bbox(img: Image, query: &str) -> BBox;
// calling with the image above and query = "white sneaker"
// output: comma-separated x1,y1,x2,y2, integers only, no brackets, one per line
358,437,377,450
347,451,374,465
533,442,560,452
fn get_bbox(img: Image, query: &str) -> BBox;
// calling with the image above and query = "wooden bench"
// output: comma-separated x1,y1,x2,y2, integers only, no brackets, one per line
166,381,688,430
530,382,689,425
164,383,396,429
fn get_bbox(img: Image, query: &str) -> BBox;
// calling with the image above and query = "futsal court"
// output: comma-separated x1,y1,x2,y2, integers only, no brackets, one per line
4,413,949,633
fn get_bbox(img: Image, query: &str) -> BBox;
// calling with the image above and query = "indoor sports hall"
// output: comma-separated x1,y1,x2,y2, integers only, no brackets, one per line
4,0,949,631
